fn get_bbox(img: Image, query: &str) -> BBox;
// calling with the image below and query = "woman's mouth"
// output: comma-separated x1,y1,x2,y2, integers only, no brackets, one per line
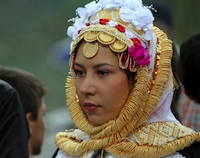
83,103,100,111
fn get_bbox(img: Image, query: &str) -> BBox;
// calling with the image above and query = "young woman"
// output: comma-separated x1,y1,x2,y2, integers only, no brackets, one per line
53,0,200,157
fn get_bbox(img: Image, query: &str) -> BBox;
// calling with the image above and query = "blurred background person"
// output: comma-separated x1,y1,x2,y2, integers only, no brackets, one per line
178,32,200,131
0,66,47,157
0,79,29,158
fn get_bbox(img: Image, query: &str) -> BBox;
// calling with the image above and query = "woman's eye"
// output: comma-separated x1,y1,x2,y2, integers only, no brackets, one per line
74,70,85,76
98,70,109,76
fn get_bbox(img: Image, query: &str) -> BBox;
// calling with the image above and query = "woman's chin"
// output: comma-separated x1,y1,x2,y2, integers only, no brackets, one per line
88,117,113,126
89,119,104,126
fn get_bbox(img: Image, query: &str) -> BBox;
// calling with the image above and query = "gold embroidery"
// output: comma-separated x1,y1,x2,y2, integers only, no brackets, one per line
133,122,195,146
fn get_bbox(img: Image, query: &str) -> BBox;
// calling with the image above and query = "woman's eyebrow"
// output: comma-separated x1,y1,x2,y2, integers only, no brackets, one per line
93,63,114,69
74,62,85,69
74,62,114,69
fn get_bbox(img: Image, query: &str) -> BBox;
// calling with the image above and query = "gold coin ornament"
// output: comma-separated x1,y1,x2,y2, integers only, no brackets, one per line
109,40,127,52
97,32,115,45
84,32,97,42
83,42,99,58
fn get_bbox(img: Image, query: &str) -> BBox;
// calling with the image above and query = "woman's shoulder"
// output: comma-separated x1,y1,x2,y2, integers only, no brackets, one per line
55,129,89,142
53,129,89,158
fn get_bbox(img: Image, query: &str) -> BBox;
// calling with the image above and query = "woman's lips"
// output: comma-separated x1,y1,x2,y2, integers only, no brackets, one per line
83,103,100,111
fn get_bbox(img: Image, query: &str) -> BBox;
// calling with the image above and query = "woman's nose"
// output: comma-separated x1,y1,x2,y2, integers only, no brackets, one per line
79,74,96,95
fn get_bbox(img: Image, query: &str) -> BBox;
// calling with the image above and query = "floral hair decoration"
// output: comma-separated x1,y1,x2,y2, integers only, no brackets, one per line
129,38,150,67
67,0,154,71
68,0,154,41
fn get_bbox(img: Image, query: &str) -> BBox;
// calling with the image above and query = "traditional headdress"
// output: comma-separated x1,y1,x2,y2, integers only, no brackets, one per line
55,0,200,157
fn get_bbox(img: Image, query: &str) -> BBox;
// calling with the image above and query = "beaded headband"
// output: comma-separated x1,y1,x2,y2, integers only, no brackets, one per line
67,0,155,72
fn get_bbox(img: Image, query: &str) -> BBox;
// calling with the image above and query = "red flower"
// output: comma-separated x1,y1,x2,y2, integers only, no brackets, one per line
100,19,110,25
115,24,125,33
132,38,141,46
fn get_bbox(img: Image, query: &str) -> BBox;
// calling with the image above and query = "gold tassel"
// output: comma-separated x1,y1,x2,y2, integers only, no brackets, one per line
172,67,182,90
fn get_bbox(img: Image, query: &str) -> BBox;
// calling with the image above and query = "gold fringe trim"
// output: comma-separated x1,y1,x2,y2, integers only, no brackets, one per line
55,27,200,157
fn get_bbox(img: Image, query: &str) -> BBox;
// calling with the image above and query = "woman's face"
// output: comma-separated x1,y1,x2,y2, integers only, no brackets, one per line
74,41,130,126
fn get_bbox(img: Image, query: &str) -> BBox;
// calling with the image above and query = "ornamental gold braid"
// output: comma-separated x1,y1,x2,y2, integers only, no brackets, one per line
55,24,200,158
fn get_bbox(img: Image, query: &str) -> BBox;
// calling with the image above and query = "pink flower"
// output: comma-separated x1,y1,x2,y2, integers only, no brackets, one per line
128,45,150,67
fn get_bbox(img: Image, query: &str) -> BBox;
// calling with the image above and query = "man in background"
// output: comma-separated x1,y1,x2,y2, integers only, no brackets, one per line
0,79,29,158
0,66,47,157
